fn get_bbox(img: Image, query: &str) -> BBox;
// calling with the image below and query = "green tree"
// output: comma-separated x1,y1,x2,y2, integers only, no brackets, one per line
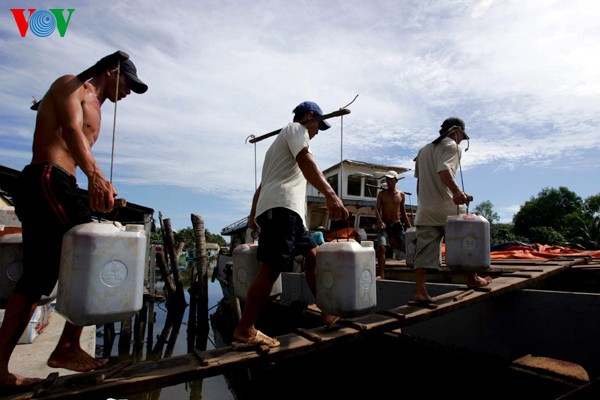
512,187,597,248
584,195,600,216
473,200,500,224
513,187,584,246
489,223,528,246
573,194,600,249
152,227,227,249
527,226,566,246
174,227,227,250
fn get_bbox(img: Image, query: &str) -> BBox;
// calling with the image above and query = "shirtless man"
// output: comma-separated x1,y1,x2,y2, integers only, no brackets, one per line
0,53,147,390
375,170,412,279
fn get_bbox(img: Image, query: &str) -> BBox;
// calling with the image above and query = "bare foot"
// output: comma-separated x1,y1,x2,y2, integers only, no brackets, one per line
0,372,43,389
47,348,108,372
322,314,340,327
413,284,433,303
467,274,493,289
413,293,434,303
233,328,257,343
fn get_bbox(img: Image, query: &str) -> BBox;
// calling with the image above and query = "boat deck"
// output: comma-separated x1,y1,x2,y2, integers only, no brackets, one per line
5,256,600,400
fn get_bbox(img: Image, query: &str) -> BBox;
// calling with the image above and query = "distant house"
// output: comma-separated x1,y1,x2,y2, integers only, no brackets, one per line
221,159,415,248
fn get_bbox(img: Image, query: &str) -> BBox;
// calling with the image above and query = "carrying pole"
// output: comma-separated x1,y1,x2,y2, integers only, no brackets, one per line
247,108,351,144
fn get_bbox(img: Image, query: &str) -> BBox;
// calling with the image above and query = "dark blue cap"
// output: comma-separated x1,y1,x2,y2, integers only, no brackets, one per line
121,59,148,94
293,101,331,130
433,116,469,144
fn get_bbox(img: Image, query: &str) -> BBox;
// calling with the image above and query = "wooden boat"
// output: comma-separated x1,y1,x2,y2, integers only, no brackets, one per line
5,156,600,399
5,255,600,400
209,158,600,398
200,255,600,400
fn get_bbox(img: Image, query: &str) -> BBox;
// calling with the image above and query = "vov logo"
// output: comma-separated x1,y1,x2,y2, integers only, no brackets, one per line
10,8,75,37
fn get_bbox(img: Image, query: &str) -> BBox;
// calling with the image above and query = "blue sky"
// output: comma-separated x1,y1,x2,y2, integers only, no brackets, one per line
1,0,599,237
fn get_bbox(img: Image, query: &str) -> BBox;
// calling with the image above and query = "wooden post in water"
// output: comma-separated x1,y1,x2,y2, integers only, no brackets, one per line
148,244,156,295
226,263,242,326
191,214,209,342
161,217,186,306
133,301,147,361
155,212,176,299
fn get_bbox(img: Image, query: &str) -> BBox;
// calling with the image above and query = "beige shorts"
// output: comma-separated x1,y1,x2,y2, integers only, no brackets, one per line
413,225,444,270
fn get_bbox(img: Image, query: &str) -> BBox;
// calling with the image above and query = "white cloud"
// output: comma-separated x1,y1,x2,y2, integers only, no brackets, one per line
1,0,599,233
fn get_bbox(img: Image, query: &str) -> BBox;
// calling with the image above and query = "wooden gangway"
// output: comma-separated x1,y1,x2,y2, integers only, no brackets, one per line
5,256,597,400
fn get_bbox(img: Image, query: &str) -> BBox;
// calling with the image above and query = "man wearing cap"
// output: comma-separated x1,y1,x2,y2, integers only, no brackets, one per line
0,53,147,389
375,170,412,278
412,117,491,303
233,101,349,348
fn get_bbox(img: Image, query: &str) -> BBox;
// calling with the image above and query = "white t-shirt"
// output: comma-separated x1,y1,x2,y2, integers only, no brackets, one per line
255,122,311,228
414,137,466,226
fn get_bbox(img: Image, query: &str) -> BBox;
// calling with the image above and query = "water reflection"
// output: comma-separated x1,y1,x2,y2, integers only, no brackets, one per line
96,274,235,399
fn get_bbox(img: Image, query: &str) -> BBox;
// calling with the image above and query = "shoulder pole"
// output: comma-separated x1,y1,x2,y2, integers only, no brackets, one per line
247,108,352,144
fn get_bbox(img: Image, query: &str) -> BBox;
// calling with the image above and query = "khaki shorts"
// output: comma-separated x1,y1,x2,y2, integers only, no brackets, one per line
413,225,444,270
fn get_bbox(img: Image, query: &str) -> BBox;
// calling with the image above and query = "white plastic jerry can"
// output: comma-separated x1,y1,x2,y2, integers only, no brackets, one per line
0,233,57,305
56,222,147,325
445,214,491,272
232,243,282,301
316,239,376,317
0,234,23,304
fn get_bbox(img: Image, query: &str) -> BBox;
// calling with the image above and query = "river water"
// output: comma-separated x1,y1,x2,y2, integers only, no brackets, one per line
96,276,575,400
97,277,235,400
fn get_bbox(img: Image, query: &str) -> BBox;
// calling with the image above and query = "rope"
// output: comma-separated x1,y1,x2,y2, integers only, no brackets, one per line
245,135,257,190
456,139,468,214
340,113,344,208
338,95,358,241
342,94,359,109
109,62,120,222
109,61,120,184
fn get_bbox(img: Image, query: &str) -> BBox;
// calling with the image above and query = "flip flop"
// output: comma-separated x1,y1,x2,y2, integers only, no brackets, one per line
323,316,340,328
232,330,280,349
0,378,44,396
408,300,438,309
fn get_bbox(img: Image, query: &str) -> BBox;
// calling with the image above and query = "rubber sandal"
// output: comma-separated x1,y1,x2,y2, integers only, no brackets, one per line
232,330,280,349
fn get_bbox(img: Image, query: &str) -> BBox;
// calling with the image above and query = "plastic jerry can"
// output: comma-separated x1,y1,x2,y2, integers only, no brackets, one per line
0,234,23,304
445,214,491,272
56,222,147,325
232,243,282,301
316,239,376,317
0,233,58,306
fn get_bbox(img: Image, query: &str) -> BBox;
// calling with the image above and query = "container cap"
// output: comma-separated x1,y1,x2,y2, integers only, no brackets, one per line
125,224,145,232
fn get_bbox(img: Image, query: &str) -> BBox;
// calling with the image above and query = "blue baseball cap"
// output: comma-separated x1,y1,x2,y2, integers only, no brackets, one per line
121,59,148,94
293,101,331,130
